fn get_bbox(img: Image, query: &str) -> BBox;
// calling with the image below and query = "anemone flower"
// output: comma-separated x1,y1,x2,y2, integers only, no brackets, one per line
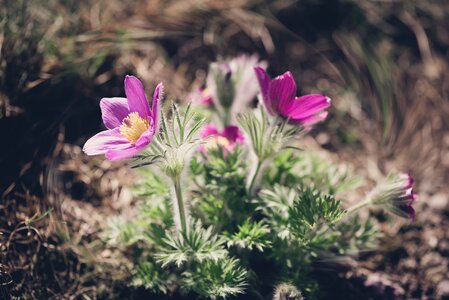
207,54,267,116
388,174,417,220
254,67,331,125
200,124,244,153
371,173,417,221
83,75,163,161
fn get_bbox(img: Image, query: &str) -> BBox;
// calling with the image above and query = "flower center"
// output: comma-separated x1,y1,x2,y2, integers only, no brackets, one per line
205,136,231,151
119,112,149,144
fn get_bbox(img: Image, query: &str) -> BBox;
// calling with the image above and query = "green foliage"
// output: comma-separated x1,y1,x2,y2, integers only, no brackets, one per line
288,188,344,232
156,221,227,268
190,146,250,229
238,106,300,161
226,219,271,251
100,102,383,300
183,257,247,300
131,261,173,294
266,150,362,195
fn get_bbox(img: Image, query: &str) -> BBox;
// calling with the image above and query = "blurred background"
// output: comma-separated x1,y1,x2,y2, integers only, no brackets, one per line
1,0,449,299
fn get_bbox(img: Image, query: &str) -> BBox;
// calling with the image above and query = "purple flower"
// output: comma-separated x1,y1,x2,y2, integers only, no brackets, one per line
391,174,417,220
200,124,244,153
254,67,331,125
371,173,418,221
83,75,163,161
207,54,267,115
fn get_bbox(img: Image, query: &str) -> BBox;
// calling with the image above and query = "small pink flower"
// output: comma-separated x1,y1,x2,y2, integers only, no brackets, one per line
83,75,163,161
371,173,417,221
394,174,417,220
188,87,213,106
254,67,331,125
200,124,244,153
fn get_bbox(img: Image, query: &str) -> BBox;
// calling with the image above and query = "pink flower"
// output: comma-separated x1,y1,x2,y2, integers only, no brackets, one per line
83,75,163,161
254,67,331,125
392,174,417,220
188,87,213,106
371,173,418,221
200,124,244,153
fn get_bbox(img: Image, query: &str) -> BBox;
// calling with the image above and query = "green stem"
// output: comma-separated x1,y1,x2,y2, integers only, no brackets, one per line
173,175,187,233
248,160,263,195
346,198,372,214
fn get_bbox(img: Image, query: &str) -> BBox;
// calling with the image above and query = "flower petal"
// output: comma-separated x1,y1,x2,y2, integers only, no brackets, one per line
124,75,151,118
135,127,155,149
83,128,130,156
254,67,273,114
105,146,142,161
222,125,244,144
100,97,129,129
287,95,331,124
200,124,219,138
151,82,163,132
268,71,297,116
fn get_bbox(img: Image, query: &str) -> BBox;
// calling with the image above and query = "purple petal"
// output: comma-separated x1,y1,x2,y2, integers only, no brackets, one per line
254,67,273,114
287,95,331,124
151,82,163,132
200,124,219,138
268,71,297,116
135,127,155,148
105,146,142,161
100,97,129,129
223,125,244,144
292,112,329,125
124,75,151,118
83,128,130,156
406,174,414,189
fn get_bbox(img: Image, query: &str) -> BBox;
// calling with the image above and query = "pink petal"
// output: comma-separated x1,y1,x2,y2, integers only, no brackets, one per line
105,146,142,161
83,128,130,156
254,67,273,114
151,82,163,132
287,95,331,123
405,204,415,221
135,127,155,148
268,71,297,116
100,97,129,129
124,75,151,118
200,124,219,138
295,111,329,125
222,125,244,144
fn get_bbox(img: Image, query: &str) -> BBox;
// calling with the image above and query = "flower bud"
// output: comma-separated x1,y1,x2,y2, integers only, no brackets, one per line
209,63,235,110
273,283,303,300
369,173,417,220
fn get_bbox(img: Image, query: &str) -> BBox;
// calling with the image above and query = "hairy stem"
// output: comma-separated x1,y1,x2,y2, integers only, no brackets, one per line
248,160,263,195
173,175,188,233
346,198,372,214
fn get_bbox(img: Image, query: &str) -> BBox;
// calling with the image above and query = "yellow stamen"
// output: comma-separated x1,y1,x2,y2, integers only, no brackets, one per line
205,136,230,151
119,112,149,144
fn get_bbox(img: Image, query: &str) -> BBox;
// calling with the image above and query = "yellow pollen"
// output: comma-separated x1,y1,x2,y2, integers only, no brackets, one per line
119,112,149,144
205,136,230,151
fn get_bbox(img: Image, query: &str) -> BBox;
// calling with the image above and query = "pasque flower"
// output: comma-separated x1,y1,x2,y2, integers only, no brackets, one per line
254,67,331,125
83,75,163,161
207,55,267,118
200,124,244,153
370,173,417,220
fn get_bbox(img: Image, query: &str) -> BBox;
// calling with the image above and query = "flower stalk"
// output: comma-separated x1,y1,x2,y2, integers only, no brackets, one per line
173,175,188,233
248,160,263,194
345,197,372,214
